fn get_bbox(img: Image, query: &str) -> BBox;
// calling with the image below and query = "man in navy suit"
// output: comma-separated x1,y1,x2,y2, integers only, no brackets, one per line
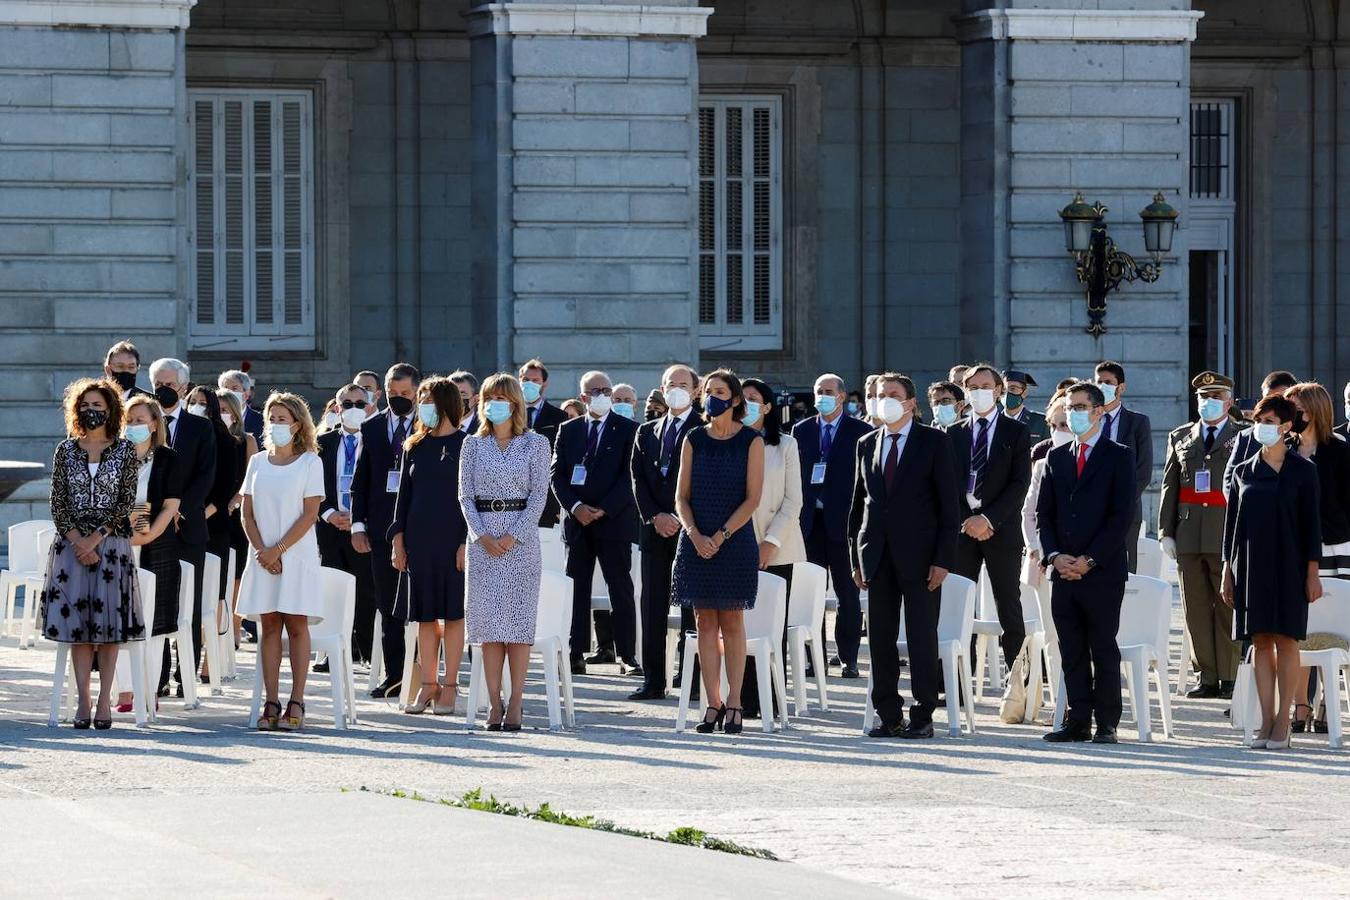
316,383,378,667
849,373,959,739
794,373,874,677
551,370,641,674
351,362,420,698
948,365,1032,669
450,370,480,435
520,358,569,528
1039,382,1137,744
1093,361,1153,571
629,364,699,700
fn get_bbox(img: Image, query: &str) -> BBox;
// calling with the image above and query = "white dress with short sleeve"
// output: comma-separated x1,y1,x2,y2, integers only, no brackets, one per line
235,451,326,622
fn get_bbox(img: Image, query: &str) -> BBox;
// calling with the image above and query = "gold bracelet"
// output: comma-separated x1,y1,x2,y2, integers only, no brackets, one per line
277,541,288,555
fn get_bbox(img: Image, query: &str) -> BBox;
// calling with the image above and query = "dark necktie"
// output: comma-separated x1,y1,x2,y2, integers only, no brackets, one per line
165,415,176,447
660,418,679,470
971,417,990,500
585,419,601,462
528,406,538,429
1204,425,1216,453
392,417,408,464
883,433,900,491
1076,443,1088,478
820,422,834,459
1102,412,1114,441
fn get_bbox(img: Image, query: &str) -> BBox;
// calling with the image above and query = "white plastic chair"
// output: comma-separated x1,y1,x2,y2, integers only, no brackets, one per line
1136,538,1164,579
50,568,154,728
1019,583,1048,724
2,518,55,641
971,568,1004,699
220,547,239,681
861,573,978,737
1052,574,1174,741
16,527,57,648
199,552,224,696
1032,576,1062,712
147,560,200,710
368,614,384,693
248,567,359,729
786,561,829,714
587,543,643,665
465,570,576,731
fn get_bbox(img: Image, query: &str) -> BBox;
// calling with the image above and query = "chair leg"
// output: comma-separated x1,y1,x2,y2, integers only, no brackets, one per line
328,640,347,730
178,626,199,709
861,664,875,735
1174,624,1193,698
675,644,698,732
665,627,678,699
464,648,483,731
973,635,987,701
1,574,15,637
942,648,960,737
368,615,383,693
542,644,563,731
399,624,418,710
559,647,576,728
202,602,223,696
960,651,978,735
344,647,359,726
788,630,808,715
986,634,1003,695
126,643,148,727
1154,658,1174,738
771,647,790,731
1130,658,1152,743
1025,636,1044,724
810,636,829,711
1122,660,1138,724
752,644,773,734
1325,664,1343,750
1052,674,1066,730
19,579,42,649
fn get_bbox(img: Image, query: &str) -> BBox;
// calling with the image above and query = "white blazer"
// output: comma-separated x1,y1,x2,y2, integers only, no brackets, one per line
753,432,807,566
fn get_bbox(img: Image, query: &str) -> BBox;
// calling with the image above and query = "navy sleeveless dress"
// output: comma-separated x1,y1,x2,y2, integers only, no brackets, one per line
672,425,761,611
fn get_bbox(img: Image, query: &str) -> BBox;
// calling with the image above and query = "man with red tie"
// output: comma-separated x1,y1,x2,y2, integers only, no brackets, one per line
1038,382,1136,744
849,373,959,739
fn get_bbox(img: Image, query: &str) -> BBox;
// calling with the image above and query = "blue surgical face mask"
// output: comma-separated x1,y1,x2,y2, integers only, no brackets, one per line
932,404,959,427
485,399,513,425
742,401,762,428
521,381,542,404
1068,409,1094,436
269,422,295,446
705,395,733,418
1096,382,1118,405
1198,397,1225,423
124,424,152,444
612,402,635,420
846,401,860,416
417,402,439,429
815,394,837,416
1254,423,1282,447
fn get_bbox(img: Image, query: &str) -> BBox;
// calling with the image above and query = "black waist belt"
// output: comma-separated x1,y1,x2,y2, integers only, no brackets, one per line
475,498,527,512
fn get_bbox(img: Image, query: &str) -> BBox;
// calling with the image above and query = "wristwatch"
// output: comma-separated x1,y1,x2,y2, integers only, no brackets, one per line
721,527,732,542
1084,557,1097,570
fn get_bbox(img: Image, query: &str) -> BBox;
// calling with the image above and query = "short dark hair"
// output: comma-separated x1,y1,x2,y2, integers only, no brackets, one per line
385,362,420,386
961,363,1004,390
927,380,965,403
1055,377,1077,393
701,368,746,423
449,370,479,393
1261,370,1298,394
518,358,549,382
879,372,916,402
741,377,781,446
104,340,139,367
1094,361,1126,383
354,370,380,385
1253,394,1298,424
1068,381,1106,408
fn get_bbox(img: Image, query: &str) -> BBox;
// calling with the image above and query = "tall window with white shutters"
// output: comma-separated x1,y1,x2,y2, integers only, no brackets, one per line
189,89,315,350
697,96,783,351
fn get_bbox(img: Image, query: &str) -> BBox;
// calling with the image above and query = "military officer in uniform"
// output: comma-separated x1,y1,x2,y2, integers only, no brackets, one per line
1003,369,1050,443
1158,371,1247,699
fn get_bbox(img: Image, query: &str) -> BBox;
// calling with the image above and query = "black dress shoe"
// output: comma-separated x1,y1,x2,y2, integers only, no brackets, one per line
156,685,170,698
828,654,842,667
898,720,935,739
841,664,860,679
1092,727,1118,744
313,658,330,673
585,649,616,665
174,684,184,699
627,687,666,701
804,664,815,678
1186,683,1221,699
1043,723,1092,743
867,717,906,738
621,659,643,677
369,678,401,699
1218,681,1234,700
570,659,587,676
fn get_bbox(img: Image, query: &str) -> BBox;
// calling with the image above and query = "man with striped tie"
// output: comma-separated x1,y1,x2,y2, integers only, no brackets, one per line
948,364,1032,673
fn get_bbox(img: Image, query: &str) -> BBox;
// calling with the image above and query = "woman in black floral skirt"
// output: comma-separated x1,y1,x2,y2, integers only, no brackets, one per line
40,378,146,730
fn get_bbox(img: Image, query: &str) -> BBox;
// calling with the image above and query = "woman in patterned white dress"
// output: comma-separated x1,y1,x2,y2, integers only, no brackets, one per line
459,373,552,731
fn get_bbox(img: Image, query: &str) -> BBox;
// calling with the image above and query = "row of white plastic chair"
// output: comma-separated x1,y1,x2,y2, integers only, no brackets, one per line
2,518,57,647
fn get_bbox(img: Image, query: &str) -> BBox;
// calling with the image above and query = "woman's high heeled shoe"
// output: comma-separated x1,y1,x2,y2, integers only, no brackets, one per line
1266,733,1291,750
696,704,726,734
433,684,457,717
277,700,305,732
405,689,436,715
487,702,505,732
724,706,744,735
1292,703,1313,734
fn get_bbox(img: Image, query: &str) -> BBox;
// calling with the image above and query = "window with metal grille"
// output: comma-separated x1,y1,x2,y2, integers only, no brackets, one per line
189,89,315,350
1190,100,1233,201
698,96,783,351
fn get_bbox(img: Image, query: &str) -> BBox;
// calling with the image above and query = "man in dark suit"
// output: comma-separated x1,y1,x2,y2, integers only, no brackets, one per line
551,370,641,674
1039,381,1137,744
1223,370,1299,495
850,373,959,739
949,365,1032,669
629,364,699,700
450,370,480,435
316,383,379,667
520,358,569,528
1002,369,1049,443
351,362,420,698
150,357,217,693
1093,361,1153,572
103,340,151,401
793,373,874,678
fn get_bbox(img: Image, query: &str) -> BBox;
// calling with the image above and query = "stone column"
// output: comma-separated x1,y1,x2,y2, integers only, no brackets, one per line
0,0,194,474
959,3,1201,443
467,2,710,389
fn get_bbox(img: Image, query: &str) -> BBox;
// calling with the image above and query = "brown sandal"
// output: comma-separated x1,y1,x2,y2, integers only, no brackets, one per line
277,700,305,731
257,700,282,731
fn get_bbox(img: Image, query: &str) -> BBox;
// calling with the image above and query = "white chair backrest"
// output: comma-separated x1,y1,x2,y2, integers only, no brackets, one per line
136,568,157,632
541,539,567,575
1033,579,1056,645
313,567,356,641
35,527,57,563
534,570,572,644
8,519,55,571
1136,538,1164,580
787,561,827,629
1019,583,1042,629
1119,574,1170,650
940,573,977,647
1307,578,1350,643
202,552,221,604
177,560,195,627
744,571,787,645
539,526,563,544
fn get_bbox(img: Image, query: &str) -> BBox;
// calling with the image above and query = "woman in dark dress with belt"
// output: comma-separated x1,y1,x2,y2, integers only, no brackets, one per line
1222,394,1323,750
392,376,469,716
672,369,765,735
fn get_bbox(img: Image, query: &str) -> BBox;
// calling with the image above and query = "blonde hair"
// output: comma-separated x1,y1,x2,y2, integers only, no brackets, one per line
124,394,166,449
217,390,246,442
262,391,318,454
476,373,528,438
1285,382,1334,445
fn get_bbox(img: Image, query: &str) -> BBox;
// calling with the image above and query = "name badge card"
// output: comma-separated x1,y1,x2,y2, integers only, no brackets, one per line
811,462,827,485
386,470,401,493
1194,471,1211,493
571,465,588,486
967,470,977,494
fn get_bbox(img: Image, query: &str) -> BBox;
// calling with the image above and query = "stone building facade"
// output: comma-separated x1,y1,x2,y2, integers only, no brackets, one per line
2,0,1349,530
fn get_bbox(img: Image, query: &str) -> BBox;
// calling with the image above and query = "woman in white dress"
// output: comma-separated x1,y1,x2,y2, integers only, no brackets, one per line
237,392,325,731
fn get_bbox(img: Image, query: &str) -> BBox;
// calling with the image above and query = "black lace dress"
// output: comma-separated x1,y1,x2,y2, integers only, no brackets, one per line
40,438,146,644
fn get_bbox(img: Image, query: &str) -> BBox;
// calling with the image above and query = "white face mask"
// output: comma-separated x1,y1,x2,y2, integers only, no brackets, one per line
1254,423,1282,448
865,397,880,418
322,411,341,429
268,422,295,447
968,389,997,416
230,390,247,410
221,413,235,428
664,387,691,412
341,407,368,431
588,394,613,417
1097,382,1118,405
877,396,905,425
1051,429,1073,448
187,403,207,418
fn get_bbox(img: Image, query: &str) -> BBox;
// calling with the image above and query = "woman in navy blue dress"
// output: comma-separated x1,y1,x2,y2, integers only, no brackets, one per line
672,369,765,735
391,376,469,716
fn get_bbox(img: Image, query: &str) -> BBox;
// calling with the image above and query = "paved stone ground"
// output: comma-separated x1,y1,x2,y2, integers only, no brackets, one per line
2,614,1349,898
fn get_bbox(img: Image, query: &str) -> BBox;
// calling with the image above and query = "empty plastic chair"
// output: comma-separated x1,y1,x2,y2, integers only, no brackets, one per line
16,527,57,648
971,568,1004,699
1136,538,1164,580
2,518,55,641
146,560,200,710
786,561,829,714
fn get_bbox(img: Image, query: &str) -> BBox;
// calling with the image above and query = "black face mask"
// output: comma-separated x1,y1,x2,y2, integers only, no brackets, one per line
78,408,108,430
155,385,180,410
109,370,137,393
1291,414,1308,434
388,395,414,417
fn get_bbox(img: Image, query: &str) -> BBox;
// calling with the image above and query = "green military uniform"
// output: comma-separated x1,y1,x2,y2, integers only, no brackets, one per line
1158,371,1247,691
1002,369,1050,443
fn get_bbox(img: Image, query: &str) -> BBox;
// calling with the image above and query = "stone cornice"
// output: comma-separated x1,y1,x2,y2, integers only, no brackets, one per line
958,9,1204,44
0,0,195,29
466,3,711,39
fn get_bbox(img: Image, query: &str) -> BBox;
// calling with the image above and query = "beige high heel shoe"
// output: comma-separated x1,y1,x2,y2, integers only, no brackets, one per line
433,681,457,716
405,686,436,715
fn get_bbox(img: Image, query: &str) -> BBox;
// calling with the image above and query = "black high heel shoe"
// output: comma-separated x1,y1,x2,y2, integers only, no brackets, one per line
73,717,91,730
696,704,726,734
724,706,744,735
1292,703,1313,734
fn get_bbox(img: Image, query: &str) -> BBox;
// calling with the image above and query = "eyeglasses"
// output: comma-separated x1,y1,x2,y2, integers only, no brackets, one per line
339,400,364,410
584,388,613,398
1067,403,1097,413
